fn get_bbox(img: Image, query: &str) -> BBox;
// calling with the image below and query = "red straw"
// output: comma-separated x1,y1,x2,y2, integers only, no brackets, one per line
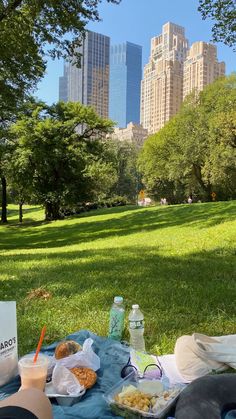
33,325,46,363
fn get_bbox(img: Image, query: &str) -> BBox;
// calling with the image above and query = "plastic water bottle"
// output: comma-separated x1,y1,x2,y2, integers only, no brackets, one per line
108,296,125,341
128,304,146,352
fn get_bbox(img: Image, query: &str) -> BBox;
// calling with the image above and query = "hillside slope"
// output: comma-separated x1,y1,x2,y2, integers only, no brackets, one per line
0,202,236,354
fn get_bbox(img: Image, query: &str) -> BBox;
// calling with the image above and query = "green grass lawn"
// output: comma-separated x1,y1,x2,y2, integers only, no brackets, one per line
0,202,236,356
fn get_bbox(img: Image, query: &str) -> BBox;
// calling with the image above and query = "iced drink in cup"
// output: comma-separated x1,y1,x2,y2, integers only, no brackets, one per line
18,354,48,391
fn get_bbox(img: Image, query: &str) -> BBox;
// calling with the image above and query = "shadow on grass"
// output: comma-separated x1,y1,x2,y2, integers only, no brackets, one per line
0,201,235,251
7,206,42,217
1,243,236,353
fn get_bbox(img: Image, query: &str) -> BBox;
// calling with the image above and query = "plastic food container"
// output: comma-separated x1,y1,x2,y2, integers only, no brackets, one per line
104,373,185,419
45,382,86,406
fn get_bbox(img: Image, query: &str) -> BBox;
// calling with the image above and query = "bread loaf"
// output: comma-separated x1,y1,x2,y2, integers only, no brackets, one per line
70,367,97,389
55,340,81,360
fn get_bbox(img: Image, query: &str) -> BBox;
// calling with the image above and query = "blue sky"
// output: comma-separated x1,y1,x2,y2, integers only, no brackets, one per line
36,0,236,104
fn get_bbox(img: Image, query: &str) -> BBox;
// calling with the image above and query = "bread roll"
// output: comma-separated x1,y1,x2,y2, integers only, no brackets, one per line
70,367,97,389
55,340,81,360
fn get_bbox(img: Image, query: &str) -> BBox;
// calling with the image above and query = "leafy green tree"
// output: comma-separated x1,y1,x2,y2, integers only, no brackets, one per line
0,0,121,222
1,98,44,223
139,75,236,202
84,160,118,201
103,139,139,201
198,74,236,198
198,0,236,48
202,110,236,199
10,101,114,220
0,0,121,108
138,121,187,203
5,139,34,223
0,139,8,222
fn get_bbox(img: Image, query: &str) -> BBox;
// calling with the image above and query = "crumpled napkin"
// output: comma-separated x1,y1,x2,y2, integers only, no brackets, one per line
52,364,84,396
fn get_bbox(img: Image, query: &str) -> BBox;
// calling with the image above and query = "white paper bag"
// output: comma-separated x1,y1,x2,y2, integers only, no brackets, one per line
0,301,18,386
52,364,84,395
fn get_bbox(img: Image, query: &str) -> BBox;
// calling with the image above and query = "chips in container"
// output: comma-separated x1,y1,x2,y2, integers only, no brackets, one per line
104,372,185,418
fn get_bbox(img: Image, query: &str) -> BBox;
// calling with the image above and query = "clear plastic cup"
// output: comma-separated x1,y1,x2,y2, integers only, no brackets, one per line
18,354,49,391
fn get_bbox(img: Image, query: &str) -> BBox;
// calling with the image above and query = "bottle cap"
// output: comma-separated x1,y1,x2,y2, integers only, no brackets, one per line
132,304,139,309
114,296,123,304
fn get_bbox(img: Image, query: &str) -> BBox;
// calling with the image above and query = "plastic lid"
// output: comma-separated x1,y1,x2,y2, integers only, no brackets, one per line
132,304,139,309
114,296,123,304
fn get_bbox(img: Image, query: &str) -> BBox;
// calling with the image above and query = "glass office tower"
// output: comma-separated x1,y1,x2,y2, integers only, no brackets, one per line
109,42,142,128
59,63,68,102
59,30,110,119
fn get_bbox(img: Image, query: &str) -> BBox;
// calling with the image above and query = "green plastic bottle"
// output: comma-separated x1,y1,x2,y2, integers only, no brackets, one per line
108,296,125,341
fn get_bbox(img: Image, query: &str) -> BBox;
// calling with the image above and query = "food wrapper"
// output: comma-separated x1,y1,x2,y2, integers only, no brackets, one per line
51,364,84,396
52,338,100,372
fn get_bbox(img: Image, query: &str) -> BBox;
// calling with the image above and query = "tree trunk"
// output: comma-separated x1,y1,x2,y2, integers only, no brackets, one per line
1,176,7,223
45,202,61,221
192,164,212,200
19,202,23,223
206,183,212,201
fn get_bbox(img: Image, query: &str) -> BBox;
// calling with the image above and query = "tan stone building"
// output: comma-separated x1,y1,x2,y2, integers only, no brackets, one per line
183,42,225,99
111,122,148,147
141,24,225,135
141,22,189,134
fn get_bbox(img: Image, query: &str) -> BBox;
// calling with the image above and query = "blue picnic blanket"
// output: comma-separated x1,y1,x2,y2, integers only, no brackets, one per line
0,330,130,418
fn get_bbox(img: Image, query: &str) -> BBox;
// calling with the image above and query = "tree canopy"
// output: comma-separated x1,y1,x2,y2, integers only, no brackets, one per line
6,100,140,221
0,0,121,222
139,74,236,203
0,0,121,117
198,0,236,48
102,139,139,201
9,101,115,220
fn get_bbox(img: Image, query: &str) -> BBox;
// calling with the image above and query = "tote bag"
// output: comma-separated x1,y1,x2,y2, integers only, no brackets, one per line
0,301,18,386
175,333,236,382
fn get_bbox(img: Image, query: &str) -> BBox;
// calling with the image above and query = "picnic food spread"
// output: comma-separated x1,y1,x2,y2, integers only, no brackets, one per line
3,300,187,417
55,340,82,359
115,389,152,412
113,383,181,415
70,367,97,389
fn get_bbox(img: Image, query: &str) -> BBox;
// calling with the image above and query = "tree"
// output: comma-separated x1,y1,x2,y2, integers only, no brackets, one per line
10,101,114,220
0,98,43,223
138,120,187,203
198,74,236,199
202,110,236,199
0,0,121,222
102,139,139,201
198,0,236,48
0,0,121,106
84,160,118,201
139,75,236,202
0,140,8,223
5,142,34,223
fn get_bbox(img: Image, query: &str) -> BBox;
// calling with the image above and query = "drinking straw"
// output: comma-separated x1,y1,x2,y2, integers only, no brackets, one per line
33,325,46,363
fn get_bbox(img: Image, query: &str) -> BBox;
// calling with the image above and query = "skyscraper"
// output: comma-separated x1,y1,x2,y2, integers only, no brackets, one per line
183,42,225,99
141,22,189,134
109,42,142,128
59,63,68,102
59,30,110,119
